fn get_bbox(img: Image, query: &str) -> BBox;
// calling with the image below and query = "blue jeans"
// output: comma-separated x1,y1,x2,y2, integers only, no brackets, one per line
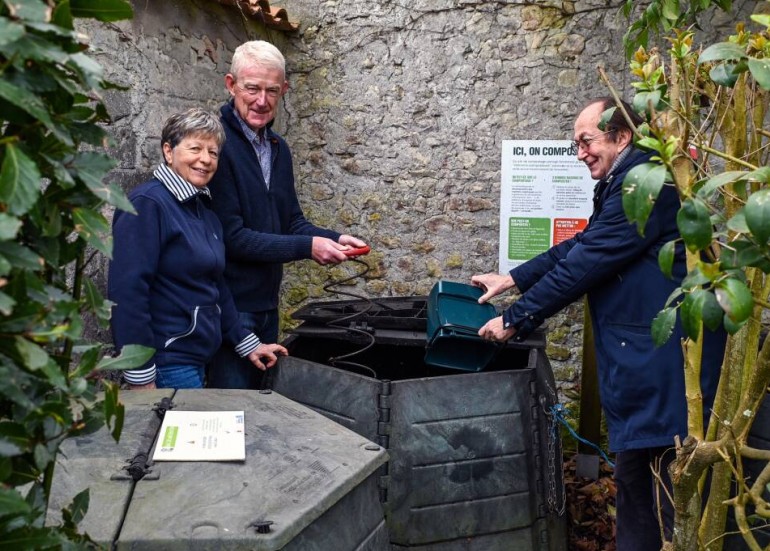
206,309,279,389
156,364,205,389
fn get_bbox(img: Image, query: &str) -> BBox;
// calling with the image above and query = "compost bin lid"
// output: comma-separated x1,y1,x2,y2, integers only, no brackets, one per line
47,389,388,550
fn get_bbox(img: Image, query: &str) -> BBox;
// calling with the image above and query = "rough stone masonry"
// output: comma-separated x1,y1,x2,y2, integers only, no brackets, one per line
81,0,756,400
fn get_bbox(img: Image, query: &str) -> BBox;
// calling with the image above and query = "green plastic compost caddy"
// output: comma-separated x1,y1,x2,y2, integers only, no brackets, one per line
272,281,568,551
46,389,390,550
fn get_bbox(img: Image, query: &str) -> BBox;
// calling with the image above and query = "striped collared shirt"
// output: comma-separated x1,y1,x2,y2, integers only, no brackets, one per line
233,108,272,188
154,162,212,201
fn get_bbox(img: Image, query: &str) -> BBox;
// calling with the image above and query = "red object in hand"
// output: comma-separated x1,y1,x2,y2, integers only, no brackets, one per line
343,245,371,257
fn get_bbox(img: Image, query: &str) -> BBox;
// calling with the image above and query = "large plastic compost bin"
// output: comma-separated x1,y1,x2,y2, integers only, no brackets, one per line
270,294,567,551
46,389,389,550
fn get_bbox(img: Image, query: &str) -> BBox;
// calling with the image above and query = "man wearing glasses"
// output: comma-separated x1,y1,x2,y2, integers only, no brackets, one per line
207,40,367,389
471,97,725,550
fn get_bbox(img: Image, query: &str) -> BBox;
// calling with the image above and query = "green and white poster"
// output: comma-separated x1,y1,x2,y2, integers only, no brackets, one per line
498,140,594,273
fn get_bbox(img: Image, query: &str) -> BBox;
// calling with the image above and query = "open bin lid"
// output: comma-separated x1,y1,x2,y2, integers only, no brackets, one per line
424,280,501,371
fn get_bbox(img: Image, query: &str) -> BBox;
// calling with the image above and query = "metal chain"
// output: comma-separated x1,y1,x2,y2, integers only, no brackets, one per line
542,378,566,517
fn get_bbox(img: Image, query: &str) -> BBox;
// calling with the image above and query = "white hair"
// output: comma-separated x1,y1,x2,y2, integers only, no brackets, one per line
230,40,285,79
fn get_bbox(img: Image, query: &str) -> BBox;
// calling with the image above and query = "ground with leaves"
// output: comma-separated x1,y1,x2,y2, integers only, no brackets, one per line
564,455,617,551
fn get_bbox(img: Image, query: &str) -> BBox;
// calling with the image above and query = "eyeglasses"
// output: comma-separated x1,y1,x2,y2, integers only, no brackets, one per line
570,130,612,153
234,81,282,100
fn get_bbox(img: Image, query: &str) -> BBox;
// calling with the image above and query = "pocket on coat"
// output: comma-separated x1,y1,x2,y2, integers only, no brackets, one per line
164,305,222,350
602,323,658,415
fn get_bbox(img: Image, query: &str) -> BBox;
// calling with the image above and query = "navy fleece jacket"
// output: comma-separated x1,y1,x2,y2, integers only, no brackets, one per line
108,179,255,379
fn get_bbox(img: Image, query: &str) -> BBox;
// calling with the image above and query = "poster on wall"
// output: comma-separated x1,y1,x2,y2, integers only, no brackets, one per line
498,140,595,274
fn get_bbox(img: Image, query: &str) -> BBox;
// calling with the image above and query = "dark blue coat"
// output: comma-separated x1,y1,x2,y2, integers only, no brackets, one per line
208,103,341,313
504,148,725,452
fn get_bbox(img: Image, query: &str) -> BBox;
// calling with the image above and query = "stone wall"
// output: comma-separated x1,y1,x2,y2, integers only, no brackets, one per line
83,0,756,397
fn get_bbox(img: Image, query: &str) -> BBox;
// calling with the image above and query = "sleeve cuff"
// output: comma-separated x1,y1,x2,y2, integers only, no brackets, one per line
123,364,156,385
235,332,261,357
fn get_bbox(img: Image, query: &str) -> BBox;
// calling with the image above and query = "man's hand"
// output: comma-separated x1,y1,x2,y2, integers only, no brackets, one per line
478,316,516,342
311,236,349,265
470,273,515,304
311,235,368,264
247,343,288,371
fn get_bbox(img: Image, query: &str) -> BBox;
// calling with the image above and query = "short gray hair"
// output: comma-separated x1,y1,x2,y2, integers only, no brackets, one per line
230,40,285,80
160,108,225,154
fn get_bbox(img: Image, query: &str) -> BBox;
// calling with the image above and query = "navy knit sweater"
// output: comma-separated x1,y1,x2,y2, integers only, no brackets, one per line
208,102,340,312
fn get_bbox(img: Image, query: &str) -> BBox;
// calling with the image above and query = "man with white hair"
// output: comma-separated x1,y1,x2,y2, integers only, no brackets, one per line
207,40,367,389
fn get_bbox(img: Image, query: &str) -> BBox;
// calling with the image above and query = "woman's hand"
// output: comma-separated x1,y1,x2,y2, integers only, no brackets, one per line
470,273,515,304
129,381,157,390
247,343,289,370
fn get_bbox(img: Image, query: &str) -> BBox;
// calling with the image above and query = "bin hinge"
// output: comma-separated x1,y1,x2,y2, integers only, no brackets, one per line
153,397,175,419
377,380,392,504
378,473,390,504
111,452,159,482
377,380,392,450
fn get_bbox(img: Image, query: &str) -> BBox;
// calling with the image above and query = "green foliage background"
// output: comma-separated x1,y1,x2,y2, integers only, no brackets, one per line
0,1,152,548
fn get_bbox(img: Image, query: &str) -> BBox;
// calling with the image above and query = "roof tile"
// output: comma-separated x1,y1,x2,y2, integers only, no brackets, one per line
212,0,299,32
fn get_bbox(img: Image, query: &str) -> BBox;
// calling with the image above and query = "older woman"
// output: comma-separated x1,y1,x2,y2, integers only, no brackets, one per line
108,108,287,389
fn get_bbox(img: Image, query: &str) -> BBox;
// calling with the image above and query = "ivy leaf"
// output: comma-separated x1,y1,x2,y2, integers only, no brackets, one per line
699,42,747,64
0,213,22,241
696,170,746,199
661,0,680,20
751,14,770,27
652,307,677,346
0,19,24,47
680,290,704,341
72,207,112,256
101,380,124,443
598,107,616,131
71,153,134,213
748,58,770,90
633,90,663,116
677,197,712,252
96,344,155,371
0,486,31,516
744,189,770,244
70,0,133,22
727,209,750,234
723,313,747,335
0,144,41,216
64,488,90,526
658,240,676,279
83,277,112,323
69,345,100,379
0,422,27,457
700,291,724,332
715,277,753,323
15,337,50,371
721,238,770,272
5,0,51,21
0,242,44,271
709,62,742,88
0,292,15,316
622,162,667,234
0,80,57,133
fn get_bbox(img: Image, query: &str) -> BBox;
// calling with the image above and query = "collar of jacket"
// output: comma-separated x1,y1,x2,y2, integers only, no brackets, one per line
222,100,278,144
601,146,652,185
